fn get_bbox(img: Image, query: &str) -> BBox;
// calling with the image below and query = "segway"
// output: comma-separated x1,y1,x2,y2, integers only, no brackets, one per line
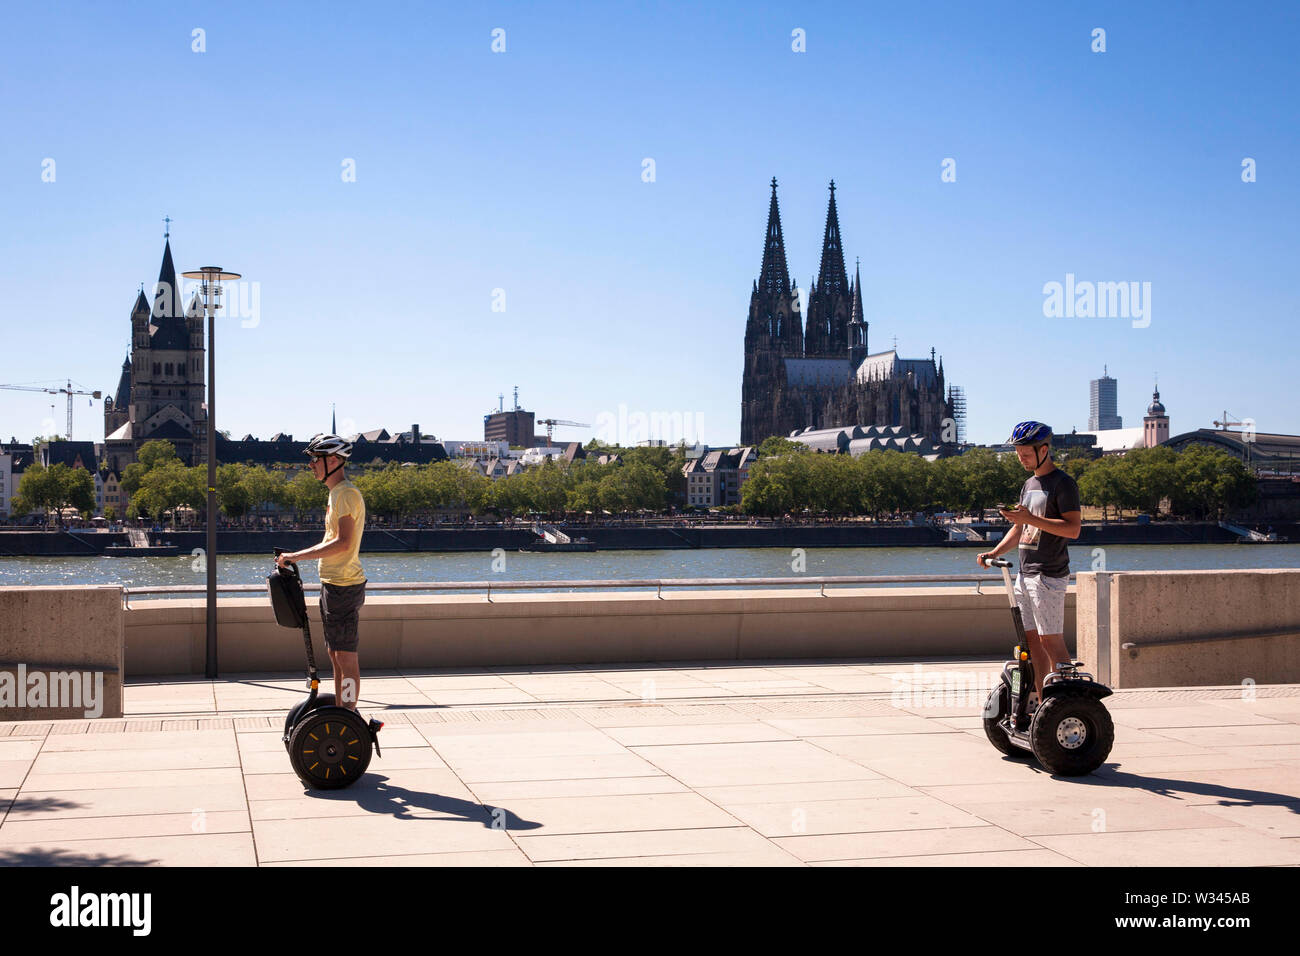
268,549,382,789
981,558,1114,775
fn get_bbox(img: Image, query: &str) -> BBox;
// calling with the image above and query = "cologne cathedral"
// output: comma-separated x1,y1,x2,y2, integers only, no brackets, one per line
740,179,957,447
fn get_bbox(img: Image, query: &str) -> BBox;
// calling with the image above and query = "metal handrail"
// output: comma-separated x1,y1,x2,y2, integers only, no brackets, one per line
121,572,1075,607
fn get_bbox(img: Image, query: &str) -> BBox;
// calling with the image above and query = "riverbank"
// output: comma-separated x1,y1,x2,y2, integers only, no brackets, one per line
2,521,1297,556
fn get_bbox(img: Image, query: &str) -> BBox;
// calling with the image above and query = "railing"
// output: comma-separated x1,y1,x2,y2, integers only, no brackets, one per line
120,572,1074,608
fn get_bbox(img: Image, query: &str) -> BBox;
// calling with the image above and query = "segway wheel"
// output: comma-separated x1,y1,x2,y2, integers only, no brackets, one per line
982,685,1030,758
288,706,372,789
1029,688,1114,776
284,692,336,752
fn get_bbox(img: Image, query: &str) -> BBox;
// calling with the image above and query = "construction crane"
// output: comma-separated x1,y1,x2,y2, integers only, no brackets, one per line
538,418,590,445
0,380,102,439
1213,410,1256,472
1213,410,1247,431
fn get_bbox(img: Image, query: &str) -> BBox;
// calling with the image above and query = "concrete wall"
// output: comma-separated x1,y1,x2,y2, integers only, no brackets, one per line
0,586,123,718
123,586,1077,677
1077,570,1300,688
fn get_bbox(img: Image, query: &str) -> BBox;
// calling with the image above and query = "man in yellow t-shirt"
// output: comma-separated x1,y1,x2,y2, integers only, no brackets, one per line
276,434,368,713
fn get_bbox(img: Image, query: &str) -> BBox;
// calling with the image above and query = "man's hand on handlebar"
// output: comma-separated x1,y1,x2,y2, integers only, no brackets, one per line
977,551,995,568
275,551,299,569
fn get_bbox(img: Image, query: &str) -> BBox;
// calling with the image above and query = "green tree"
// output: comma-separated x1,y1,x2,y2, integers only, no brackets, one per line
132,460,203,528
756,436,809,458
286,469,328,521
12,463,96,527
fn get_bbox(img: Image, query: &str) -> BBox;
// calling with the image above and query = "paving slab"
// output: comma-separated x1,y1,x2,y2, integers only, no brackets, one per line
775,825,1037,862
629,740,882,788
1033,826,1300,867
817,848,1081,866
722,794,991,838
513,825,768,863
253,812,518,862
0,833,256,866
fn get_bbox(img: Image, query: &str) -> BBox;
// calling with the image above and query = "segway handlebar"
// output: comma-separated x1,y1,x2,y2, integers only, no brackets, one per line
989,558,1013,568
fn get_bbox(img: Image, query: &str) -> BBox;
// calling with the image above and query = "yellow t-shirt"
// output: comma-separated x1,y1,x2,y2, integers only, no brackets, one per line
319,480,366,586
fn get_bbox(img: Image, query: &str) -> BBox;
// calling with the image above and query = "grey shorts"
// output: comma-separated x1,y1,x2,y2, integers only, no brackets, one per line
1014,571,1068,637
320,580,366,653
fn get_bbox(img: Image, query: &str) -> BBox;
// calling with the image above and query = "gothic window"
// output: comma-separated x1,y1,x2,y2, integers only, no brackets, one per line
153,363,161,375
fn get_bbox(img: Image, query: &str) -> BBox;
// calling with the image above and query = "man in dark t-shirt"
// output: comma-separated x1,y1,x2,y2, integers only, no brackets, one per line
977,421,1082,707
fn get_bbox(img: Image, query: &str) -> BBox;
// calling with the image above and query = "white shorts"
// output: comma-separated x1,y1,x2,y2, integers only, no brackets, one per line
1014,571,1068,637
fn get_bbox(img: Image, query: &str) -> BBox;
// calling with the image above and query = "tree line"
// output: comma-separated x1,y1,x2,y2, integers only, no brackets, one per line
740,439,1256,520
10,436,1257,526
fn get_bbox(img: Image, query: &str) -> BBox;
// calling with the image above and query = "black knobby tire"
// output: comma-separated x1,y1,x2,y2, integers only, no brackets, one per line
982,685,1030,758
1029,688,1115,776
283,692,336,751
288,705,372,789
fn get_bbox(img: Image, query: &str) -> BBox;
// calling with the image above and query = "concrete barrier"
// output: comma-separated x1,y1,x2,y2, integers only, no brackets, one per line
0,586,123,718
121,586,1077,676
1076,569,1300,688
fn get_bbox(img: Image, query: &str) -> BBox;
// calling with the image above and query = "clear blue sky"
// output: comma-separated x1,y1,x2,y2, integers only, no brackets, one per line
1,1,1296,448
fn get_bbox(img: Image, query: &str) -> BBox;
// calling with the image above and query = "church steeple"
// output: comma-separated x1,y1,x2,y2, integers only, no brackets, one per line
758,177,791,295
848,258,868,367
154,238,178,318
816,180,847,296
804,180,852,356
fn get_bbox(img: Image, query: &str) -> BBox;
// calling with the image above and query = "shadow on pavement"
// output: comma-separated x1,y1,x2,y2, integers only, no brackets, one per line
303,774,543,831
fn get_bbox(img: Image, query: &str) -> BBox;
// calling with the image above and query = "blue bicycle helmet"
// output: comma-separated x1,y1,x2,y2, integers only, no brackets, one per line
1006,421,1052,445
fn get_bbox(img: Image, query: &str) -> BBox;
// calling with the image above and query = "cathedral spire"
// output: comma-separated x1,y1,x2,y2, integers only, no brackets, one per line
848,259,867,366
757,177,791,295
816,180,847,296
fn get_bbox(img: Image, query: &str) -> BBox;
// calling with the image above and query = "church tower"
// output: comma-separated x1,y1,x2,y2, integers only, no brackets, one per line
1143,382,1169,447
741,179,803,444
803,181,851,357
104,231,208,468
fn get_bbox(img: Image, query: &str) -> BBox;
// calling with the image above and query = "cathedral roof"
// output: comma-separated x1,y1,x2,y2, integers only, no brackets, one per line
783,357,852,387
1147,387,1166,417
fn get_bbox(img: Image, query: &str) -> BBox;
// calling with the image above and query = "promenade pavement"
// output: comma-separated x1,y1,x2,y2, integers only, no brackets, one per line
2,659,1299,867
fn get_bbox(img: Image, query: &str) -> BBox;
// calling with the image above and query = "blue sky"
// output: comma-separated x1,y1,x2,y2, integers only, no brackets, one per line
1,1,1296,448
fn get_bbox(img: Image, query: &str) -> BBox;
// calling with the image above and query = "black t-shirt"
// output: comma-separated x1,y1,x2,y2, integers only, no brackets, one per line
1017,467,1081,577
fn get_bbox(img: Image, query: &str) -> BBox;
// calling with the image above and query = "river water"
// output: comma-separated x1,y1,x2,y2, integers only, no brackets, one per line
3,544,1298,594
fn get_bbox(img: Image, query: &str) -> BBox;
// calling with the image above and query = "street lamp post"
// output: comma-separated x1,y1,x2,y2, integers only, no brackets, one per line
182,266,241,680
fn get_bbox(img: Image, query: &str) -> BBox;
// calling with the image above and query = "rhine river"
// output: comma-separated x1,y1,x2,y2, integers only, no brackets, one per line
3,544,1299,595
